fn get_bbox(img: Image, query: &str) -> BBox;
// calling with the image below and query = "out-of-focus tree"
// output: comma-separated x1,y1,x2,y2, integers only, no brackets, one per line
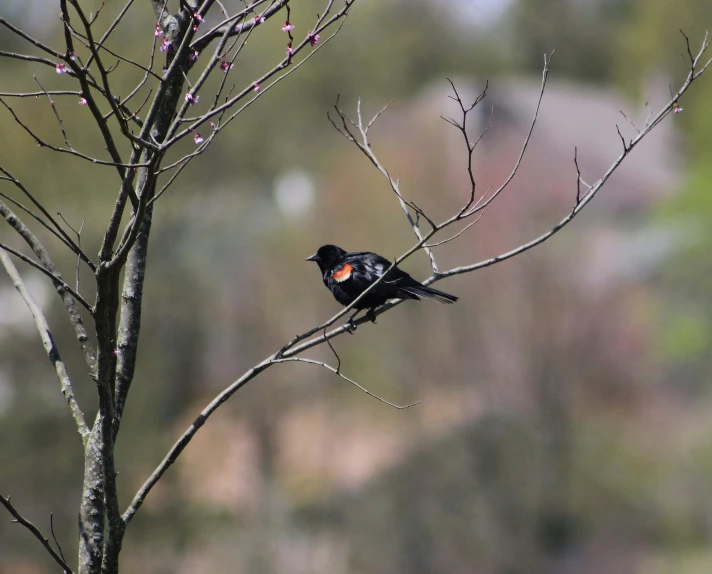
507,0,635,81
615,0,712,390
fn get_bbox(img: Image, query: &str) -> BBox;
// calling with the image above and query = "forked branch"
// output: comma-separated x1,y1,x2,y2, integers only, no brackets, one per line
0,494,74,574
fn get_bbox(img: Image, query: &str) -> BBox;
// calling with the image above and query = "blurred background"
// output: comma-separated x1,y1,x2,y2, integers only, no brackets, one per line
1,0,712,572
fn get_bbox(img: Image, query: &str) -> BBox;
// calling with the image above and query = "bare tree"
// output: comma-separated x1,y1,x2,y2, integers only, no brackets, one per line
0,0,709,572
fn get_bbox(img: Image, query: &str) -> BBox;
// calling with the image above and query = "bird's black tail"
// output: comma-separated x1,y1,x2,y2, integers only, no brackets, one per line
399,283,458,304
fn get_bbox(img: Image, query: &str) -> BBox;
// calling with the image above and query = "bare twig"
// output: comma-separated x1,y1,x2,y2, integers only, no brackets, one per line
0,168,95,271
0,495,74,574
463,52,552,218
573,146,591,205
0,98,150,168
33,75,72,149
0,242,93,314
50,513,68,566
329,96,440,273
273,357,420,409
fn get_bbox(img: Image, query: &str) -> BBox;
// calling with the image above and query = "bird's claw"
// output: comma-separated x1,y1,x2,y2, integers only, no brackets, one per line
346,318,357,334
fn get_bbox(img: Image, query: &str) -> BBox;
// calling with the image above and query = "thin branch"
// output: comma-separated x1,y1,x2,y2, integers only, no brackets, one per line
462,52,552,218
619,109,640,135
615,124,629,152
0,51,59,67
0,192,77,254
423,216,482,248
33,75,72,149
0,90,81,98
0,251,89,439
439,37,709,281
0,18,63,58
0,198,97,375
163,2,353,147
0,52,145,127
0,495,74,574
0,167,95,271
57,213,86,292
573,146,591,205
50,513,68,566
191,0,288,51
329,96,440,273
65,0,157,151
0,242,93,314
151,3,349,209
0,98,150,169
86,0,136,68
273,357,420,409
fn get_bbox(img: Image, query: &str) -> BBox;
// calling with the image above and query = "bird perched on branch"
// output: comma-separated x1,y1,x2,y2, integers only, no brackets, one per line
306,244,458,331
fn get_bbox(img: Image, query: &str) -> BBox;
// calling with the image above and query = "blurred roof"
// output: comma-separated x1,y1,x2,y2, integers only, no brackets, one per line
419,76,682,213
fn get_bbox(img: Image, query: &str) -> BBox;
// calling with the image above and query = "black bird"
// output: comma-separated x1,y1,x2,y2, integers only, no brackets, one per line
306,244,458,329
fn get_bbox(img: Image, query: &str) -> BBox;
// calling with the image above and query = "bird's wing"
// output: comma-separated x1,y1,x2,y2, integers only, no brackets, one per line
345,252,405,279
343,253,416,302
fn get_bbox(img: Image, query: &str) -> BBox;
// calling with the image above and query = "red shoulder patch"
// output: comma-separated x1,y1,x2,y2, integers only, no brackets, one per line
331,263,353,282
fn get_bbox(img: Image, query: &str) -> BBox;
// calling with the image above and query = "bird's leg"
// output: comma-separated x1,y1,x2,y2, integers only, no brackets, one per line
346,309,361,334
365,308,378,324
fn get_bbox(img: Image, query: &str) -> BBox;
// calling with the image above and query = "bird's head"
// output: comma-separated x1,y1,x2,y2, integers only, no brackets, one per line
305,244,346,270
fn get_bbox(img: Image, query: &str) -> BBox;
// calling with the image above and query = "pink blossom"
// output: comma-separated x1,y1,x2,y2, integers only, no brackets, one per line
154,23,162,37
56,62,68,74
112,348,120,357
162,64,168,77
68,51,76,61
308,33,321,46
192,12,204,32
286,46,295,55
253,82,260,92
219,60,233,73
254,14,265,24
189,49,199,63
673,103,683,114
185,92,199,105
194,132,204,145
282,22,294,32
160,37,172,52
209,122,216,130
78,96,88,105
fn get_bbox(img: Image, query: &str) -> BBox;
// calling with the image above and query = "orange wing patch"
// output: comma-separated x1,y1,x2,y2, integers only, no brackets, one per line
331,263,353,283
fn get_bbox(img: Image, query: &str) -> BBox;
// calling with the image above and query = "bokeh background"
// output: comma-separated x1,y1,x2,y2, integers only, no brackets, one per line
2,0,712,572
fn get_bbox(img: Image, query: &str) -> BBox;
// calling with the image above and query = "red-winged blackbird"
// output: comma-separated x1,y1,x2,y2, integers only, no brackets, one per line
306,244,458,328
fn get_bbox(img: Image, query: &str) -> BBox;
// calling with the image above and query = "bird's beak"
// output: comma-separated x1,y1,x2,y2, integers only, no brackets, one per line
305,253,318,262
